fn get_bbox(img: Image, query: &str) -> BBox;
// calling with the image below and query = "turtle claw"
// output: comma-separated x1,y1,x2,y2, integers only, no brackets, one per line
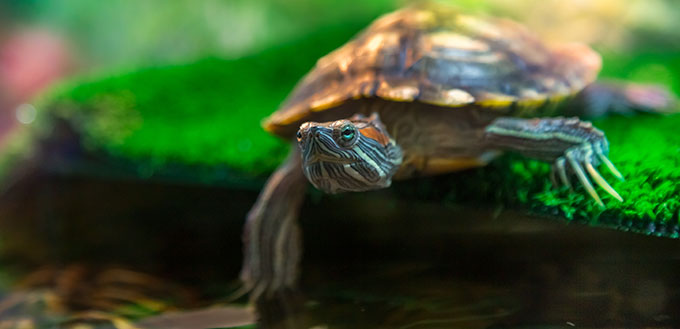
584,161,623,202
594,143,624,180
551,141,624,207
555,157,571,190
566,149,603,207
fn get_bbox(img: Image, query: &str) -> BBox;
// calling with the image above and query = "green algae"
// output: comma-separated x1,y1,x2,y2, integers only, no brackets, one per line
530,50,680,235
38,22,374,177
520,113,680,235
3,21,679,236
398,111,680,236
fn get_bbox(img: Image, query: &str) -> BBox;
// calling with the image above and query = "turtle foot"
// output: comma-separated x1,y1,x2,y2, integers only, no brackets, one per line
550,139,624,207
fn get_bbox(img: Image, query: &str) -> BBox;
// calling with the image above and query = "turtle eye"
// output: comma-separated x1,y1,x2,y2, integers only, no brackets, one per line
296,130,302,141
341,125,355,141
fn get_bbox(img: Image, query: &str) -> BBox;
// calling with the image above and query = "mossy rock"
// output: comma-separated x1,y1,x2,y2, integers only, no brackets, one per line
2,22,679,238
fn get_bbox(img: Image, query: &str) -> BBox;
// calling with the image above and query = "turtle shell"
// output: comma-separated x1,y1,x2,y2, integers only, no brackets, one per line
264,4,602,137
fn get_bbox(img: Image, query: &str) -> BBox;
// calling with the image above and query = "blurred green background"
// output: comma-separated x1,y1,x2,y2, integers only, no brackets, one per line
3,0,680,71
0,0,679,232
0,0,680,327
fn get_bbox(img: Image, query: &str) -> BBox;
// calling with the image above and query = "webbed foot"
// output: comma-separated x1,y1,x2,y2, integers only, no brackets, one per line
550,139,623,207
485,116,625,206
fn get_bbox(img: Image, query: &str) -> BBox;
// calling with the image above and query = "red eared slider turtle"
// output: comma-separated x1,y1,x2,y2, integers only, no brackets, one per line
241,4,674,299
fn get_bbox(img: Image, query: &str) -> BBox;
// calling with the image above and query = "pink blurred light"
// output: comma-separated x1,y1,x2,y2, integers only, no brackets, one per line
0,29,73,105
0,29,74,143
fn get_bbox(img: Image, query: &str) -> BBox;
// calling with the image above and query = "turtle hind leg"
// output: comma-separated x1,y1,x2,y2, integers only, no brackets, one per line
484,117,624,207
240,146,307,301
566,81,677,118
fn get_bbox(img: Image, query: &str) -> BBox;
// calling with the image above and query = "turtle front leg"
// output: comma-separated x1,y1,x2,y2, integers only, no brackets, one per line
484,117,623,207
241,146,307,300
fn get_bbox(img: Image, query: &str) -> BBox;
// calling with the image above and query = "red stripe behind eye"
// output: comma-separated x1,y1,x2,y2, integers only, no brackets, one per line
359,126,390,146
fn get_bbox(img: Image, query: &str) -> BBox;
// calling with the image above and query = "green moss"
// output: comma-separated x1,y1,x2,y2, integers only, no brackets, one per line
396,111,680,237
532,49,680,235
2,20,677,237
40,22,372,177
538,114,680,233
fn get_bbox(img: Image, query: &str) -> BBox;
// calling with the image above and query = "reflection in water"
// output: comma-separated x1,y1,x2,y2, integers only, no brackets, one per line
254,260,678,329
0,179,678,328
252,197,680,329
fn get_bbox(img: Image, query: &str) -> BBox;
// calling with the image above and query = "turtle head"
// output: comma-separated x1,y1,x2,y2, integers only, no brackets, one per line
296,113,403,194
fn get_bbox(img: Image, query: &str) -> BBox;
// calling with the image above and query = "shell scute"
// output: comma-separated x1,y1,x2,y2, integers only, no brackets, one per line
264,4,601,136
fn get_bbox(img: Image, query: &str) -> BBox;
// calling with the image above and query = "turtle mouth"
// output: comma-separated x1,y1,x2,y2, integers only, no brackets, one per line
302,158,389,194
302,160,362,194
301,160,340,193
303,153,356,166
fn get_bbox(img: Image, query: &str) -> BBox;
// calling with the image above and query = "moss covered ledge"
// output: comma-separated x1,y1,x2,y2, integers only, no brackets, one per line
2,25,679,238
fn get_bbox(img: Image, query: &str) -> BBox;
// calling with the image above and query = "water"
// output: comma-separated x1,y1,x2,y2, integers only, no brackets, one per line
261,199,680,329
0,177,679,328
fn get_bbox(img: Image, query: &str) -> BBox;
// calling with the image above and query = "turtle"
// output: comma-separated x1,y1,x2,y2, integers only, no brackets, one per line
240,4,674,299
